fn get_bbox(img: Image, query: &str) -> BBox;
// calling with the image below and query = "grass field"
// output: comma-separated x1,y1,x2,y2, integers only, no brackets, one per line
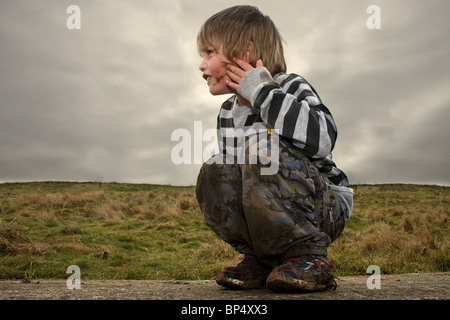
0,182,448,280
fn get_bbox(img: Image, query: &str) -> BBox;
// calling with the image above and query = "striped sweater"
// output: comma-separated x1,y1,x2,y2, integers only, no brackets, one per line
217,67,349,187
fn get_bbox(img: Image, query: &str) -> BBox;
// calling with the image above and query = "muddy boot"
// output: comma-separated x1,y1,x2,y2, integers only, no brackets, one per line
216,256,272,290
266,256,336,292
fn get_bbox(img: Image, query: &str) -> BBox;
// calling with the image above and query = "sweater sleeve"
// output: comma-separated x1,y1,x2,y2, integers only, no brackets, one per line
237,67,337,159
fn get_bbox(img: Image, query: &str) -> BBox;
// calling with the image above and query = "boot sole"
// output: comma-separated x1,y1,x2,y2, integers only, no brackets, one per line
216,275,266,290
266,275,329,292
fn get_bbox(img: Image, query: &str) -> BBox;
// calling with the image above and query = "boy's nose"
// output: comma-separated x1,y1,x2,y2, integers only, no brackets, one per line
199,60,207,72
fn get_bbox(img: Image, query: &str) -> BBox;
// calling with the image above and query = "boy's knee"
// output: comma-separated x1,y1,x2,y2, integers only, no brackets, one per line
196,157,241,197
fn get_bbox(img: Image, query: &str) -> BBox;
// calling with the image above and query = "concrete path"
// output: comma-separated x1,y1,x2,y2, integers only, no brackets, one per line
1,273,448,300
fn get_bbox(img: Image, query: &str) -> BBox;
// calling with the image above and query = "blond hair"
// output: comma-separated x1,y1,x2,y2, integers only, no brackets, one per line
197,5,286,76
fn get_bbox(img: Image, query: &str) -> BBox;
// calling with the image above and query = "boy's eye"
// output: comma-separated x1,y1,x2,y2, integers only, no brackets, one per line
205,47,215,54
199,47,216,58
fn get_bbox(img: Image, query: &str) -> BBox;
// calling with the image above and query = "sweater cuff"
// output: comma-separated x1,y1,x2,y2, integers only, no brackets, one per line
237,67,277,104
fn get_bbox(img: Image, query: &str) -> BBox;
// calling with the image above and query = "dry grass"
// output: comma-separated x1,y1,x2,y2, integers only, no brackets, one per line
0,182,448,280
329,184,449,275
0,182,235,280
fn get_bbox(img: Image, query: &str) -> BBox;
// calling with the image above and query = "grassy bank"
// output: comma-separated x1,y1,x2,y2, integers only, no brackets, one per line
0,182,448,280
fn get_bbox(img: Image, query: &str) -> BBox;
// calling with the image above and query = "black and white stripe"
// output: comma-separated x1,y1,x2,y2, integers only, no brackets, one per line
217,71,349,187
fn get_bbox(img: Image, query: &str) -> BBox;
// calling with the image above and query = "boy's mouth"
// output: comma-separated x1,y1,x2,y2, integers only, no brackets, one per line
203,74,212,82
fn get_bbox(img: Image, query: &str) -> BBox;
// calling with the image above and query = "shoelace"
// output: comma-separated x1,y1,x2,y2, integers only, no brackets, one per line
285,258,337,290
287,258,331,273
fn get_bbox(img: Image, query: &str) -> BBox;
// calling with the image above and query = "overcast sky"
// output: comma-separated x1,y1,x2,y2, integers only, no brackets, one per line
1,0,449,186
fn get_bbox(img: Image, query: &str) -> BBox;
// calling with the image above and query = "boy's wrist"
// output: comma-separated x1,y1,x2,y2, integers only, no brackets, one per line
237,67,277,104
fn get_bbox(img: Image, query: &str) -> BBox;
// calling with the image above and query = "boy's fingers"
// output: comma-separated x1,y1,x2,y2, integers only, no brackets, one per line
227,64,246,78
226,79,238,91
233,57,253,71
226,69,241,83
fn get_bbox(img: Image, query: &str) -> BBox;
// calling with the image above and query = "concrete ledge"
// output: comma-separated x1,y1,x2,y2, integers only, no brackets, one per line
1,273,448,300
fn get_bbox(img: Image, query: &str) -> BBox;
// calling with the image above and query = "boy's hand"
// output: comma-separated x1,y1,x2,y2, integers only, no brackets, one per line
226,58,264,91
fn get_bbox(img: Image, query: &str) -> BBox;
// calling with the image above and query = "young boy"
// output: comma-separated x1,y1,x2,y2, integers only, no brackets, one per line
195,5,353,292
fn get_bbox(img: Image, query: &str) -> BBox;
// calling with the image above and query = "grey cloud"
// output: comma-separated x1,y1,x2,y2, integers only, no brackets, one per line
0,0,449,186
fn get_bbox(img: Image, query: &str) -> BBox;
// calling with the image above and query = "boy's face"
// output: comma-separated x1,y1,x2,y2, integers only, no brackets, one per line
198,45,233,96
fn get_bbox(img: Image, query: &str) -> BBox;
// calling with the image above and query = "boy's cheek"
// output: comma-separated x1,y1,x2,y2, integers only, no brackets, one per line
211,64,229,81
209,77,235,95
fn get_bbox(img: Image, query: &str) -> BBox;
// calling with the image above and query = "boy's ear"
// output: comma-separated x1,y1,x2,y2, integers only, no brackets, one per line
245,41,255,66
